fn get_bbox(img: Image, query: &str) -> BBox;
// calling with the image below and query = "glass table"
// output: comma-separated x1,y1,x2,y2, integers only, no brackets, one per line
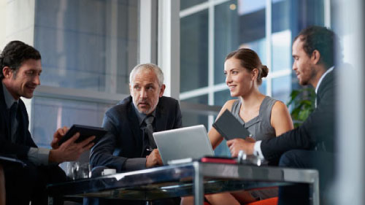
48,162,319,205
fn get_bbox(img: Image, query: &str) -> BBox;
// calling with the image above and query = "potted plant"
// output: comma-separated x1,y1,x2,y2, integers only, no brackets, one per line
286,87,316,127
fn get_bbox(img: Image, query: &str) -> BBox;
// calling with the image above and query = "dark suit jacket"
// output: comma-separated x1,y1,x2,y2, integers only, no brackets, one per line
261,71,336,161
0,83,37,160
90,96,182,172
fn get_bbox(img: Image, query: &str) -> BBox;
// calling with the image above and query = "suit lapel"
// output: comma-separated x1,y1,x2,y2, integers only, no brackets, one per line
126,103,144,151
155,100,167,132
16,101,28,144
316,71,334,106
0,83,11,140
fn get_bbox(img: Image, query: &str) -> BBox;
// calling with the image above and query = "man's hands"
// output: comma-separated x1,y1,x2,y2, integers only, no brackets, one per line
51,126,68,149
145,149,163,168
226,137,256,157
49,127,95,164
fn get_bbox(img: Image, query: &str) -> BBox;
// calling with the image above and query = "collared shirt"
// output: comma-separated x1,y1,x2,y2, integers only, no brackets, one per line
315,66,334,94
133,103,156,126
3,82,19,143
253,67,335,160
2,82,50,165
2,82,18,109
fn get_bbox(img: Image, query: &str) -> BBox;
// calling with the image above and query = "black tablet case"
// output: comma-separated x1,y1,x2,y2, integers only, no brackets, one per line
58,124,107,146
213,109,251,140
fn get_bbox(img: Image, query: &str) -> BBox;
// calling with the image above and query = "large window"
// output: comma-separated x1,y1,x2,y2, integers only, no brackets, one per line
31,0,139,147
35,0,138,94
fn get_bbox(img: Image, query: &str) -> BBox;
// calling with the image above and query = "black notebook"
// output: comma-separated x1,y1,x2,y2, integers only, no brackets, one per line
213,109,251,140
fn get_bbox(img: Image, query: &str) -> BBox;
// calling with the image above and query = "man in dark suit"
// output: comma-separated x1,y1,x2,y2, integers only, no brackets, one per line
88,63,182,204
0,40,95,205
226,26,338,204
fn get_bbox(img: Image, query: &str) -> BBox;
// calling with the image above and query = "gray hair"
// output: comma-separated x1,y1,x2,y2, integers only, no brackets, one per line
129,63,164,86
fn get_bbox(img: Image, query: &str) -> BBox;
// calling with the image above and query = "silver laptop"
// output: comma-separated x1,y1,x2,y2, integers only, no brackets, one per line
153,125,214,165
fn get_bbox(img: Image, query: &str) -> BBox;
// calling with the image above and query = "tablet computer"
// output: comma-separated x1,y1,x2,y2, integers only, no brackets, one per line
58,124,107,146
213,109,251,140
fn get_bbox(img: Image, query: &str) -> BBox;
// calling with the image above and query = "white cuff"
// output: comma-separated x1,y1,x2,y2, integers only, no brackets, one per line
253,141,265,160
28,147,51,166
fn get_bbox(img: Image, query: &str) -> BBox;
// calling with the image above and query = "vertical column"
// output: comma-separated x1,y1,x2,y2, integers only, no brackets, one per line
139,0,158,64
4,0,36,130
334,0,365,205
106,0,118,94
324,0,331,27
208,0,215,128
265,0,272,96
4,0,35,45
158,0,180,99
0,0,7,47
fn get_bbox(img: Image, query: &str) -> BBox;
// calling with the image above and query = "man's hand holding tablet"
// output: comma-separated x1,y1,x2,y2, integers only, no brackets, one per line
48,125,107,163
56,125,107,146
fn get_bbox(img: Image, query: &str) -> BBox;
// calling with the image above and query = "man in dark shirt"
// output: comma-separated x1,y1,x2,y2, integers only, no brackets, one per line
88,63,182,204
0,40,95,205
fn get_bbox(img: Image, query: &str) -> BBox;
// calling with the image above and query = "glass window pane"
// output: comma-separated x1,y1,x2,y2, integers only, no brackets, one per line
182,95,208,105
239,0,266,14
214,139,231,157
181,0,207,10
242,38,267,65
271,0,291,72
272,0,290,33
214,0,267,86
237,0,266,44
181,96,208,143
258,79,267,94
214,1,240,85
272,30,292,71
181,95,208,141
31,97,114,148
214,89,235,107
34,0,138,94
180,9,209,92
272,75,291,103
182,112,208,129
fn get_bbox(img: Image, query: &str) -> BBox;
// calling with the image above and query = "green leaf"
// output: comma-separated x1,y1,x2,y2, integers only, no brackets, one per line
286,87,316,126
286,90,301,106
298,109,311,121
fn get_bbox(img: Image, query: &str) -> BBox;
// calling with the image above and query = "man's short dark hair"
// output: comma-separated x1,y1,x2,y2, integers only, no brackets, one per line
0,40,41,79
294,26,338,68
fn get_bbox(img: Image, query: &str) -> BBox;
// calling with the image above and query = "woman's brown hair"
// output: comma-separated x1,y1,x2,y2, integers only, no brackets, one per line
225,48,269,85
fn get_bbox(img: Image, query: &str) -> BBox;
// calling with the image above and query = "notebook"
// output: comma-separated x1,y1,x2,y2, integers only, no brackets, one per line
153,125,214,165
213,109,251,140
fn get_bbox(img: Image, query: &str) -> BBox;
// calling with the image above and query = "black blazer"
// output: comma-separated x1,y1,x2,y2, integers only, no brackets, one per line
90,96,182,172
0,83,37,160
261,71,336,161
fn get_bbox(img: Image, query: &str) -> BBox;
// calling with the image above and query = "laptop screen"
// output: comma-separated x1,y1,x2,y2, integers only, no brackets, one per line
153,125,214,165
